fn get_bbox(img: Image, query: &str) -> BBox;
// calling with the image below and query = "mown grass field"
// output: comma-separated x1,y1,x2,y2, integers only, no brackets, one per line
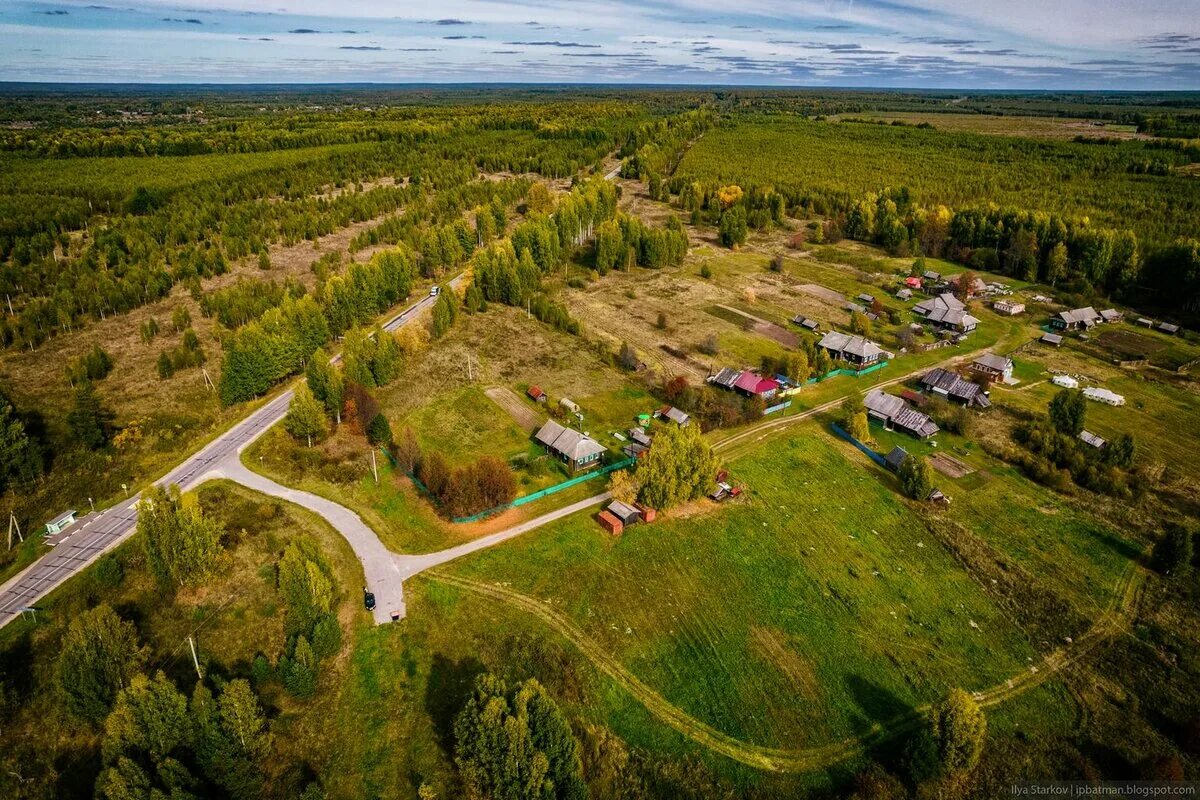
430,427,1134,758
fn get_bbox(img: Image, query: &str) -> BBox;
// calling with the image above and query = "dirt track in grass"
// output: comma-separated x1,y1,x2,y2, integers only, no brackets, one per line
427,563,1143,772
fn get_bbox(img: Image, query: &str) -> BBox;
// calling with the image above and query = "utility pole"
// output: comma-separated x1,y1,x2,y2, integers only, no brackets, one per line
188,635,203,681
370,448,379,484
7,512,22,550
201,367,215,392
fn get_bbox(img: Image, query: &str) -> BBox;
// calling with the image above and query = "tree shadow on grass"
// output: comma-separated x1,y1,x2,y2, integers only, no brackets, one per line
844,674,922,773
844,674,916,736
424,652,486,757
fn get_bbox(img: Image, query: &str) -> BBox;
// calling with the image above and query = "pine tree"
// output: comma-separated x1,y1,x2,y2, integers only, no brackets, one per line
283,637,317,698
306,351,343,423
1048,389,1086,436
0,397,43,494
157,351,175,380
67,381,113,450
366,413,393,447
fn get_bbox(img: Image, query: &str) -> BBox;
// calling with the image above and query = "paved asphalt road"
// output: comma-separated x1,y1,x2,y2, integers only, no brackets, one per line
0,284,449,629
1,167,630,628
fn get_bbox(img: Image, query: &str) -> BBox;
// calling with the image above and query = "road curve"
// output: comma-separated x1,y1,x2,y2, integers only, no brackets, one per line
0,283,451,629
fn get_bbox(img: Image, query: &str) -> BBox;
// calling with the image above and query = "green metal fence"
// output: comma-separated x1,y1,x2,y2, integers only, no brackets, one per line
452,456,636,523
804,360,889,385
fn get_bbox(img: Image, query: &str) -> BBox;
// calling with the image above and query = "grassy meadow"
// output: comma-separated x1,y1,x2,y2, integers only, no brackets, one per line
428,426,1136,758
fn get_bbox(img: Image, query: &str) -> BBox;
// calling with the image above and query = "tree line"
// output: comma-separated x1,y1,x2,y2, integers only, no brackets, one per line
0,101,644,349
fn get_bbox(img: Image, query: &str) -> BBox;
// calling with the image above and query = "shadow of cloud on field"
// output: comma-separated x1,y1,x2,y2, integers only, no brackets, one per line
844,673,915,737
424,652,486,757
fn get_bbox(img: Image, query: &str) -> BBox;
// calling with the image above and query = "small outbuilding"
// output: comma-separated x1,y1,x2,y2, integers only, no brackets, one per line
1040,333,1064,347
708,367,742,390
527,385,547,403
1079,430,1107,449
1083,387,1125,406
597,510,623,536
1051,375,1079,389
659,406,691,427
896,288,913,301
606,500,641,527
559,397,580,414
45,509,77,536
884,446,909,472
993,299,1025,316
1158,322,1180,335
791,315,820,332
1099,308,1123,323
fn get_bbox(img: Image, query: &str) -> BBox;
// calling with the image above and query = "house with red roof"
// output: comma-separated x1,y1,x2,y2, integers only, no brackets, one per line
732,372,780,399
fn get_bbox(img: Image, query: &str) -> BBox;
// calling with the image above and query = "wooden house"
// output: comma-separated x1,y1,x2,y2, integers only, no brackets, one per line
913,293,979,333
1051,307,1101,331
534,420,605,473
920,368,991,408
816,331,885,367
969,352,1013,382
864,389,939,439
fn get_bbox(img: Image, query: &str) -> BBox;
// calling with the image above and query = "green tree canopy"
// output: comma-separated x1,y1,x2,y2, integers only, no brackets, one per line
284,383,329,447
138,484,223,587
454,674,585,800
67,380,114,450
898,455,933,501
55,604,144,723
637,423,717,510
1048,388,1086,436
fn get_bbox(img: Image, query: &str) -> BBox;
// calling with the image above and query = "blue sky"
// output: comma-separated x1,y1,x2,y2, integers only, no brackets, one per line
2,0,1198,88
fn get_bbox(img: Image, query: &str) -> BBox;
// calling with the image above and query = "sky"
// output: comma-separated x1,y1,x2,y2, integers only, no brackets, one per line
2,0,1199,89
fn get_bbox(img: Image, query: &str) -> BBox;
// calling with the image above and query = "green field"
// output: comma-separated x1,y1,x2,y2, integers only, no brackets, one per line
428,427,1134,760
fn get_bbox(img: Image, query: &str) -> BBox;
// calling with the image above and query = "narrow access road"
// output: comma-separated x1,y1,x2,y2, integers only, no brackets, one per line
0,280,456,629
213,460,408,624
394,491,611,579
